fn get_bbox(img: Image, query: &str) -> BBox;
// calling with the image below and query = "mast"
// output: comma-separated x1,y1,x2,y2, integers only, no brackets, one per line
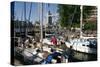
24,2,28,37
45,4,47,37
80,5,83,38
21,4,24,35
40,3,43,42
28,2,32,34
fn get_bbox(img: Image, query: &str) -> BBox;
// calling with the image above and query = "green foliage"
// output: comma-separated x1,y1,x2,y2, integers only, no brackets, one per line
57,4,80,28
83,6,96,19
72,23,80,28
83,22,97,30
83,6,97,30
57,5,97,29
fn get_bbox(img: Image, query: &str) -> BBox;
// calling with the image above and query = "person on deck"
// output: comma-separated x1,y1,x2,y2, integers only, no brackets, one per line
51,36,57,46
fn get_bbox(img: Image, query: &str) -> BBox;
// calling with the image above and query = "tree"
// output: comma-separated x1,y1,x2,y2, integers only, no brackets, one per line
57,4,80,28
83,22,97,30
57,4,97,30
83,6,97,30
83,6,96,20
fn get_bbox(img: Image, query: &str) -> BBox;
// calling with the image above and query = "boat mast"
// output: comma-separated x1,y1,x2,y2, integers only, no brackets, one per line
40,3,43,42
24,2,27,37
80,5,83,38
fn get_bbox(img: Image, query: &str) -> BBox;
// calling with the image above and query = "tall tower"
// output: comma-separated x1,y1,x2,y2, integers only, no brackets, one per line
48,11,52,25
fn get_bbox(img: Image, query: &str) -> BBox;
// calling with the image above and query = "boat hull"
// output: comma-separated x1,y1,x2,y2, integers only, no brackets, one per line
65,42,97,54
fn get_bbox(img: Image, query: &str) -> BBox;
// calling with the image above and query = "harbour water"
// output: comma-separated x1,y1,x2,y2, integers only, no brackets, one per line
60,44,97,62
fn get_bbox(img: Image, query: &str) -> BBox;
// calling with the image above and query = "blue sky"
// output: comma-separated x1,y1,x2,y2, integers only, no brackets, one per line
13,1,58,24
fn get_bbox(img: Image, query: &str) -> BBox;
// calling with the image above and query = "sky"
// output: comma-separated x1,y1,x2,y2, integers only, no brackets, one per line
13,1,58,25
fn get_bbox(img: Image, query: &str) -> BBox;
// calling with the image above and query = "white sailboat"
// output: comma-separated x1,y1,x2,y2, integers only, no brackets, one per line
65,5,97,54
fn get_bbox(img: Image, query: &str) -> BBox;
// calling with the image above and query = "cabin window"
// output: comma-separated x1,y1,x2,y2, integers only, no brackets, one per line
82,44,85,46
87,45,89,47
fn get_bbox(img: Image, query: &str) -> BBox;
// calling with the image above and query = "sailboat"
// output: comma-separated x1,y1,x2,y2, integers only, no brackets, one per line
65,6,97,54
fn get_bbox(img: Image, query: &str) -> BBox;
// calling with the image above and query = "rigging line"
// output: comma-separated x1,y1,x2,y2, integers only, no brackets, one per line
28,2,32,22
71,7,77,24
69,6,77,25
27,2,32,33
21,4,24,21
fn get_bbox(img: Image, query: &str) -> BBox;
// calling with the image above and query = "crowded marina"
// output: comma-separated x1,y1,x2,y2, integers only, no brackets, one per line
11,1,97,65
